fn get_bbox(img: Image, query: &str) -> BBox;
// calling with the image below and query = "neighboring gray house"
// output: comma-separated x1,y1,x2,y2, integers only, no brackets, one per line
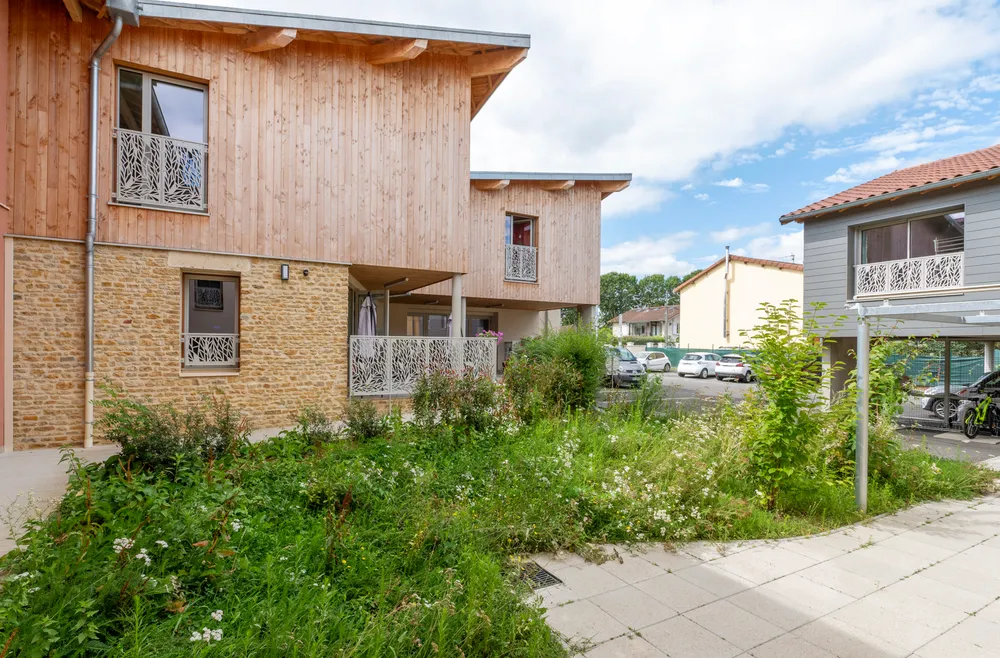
781,144,1000,510
781,146,1000,411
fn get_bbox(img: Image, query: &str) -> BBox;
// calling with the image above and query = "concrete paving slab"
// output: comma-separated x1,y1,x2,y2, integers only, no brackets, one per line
544,598,628,647
539,497,1000,657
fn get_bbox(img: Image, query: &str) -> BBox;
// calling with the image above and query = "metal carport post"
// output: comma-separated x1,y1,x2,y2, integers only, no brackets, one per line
850,299,1000,512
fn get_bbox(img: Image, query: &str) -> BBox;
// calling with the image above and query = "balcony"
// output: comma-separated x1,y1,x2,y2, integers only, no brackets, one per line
505,244,537,282
115,129,208,212
855,252,964,297
183,333,238,368
349,336,498,396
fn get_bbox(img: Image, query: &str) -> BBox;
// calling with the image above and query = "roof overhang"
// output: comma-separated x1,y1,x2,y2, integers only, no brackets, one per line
470,172,632,197
854,300,1000,326
77,0,529,117
780,168,1000,225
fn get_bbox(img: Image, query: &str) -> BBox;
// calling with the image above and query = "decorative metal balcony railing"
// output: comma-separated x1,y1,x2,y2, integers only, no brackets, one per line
183,333,239,368
115,129,208,212
505,244,538,282
349,336,498,396
855,252,964,297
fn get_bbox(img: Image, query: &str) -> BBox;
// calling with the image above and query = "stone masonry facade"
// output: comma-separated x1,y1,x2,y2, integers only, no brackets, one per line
13,238,349,449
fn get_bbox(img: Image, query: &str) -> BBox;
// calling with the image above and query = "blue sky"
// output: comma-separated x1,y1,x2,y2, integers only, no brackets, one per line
190,0,1000,278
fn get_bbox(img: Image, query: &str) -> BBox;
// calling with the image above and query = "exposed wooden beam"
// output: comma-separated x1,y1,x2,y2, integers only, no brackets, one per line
472,179,510,191
540,180,575,191
597,180,630,194
468,48,528,77
367,38,428,65
241,28,297,53
62,0,84,22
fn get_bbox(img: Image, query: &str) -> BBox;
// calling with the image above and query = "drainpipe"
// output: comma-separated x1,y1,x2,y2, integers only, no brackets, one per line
722,246,731,343
84,15,124,448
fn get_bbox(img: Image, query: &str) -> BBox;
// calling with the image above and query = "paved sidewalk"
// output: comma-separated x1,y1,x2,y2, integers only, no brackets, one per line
534,496,1000,657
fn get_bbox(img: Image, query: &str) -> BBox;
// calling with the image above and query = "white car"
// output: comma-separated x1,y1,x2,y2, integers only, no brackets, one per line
636,351,672,372
677,352,721,379
715,354,754,383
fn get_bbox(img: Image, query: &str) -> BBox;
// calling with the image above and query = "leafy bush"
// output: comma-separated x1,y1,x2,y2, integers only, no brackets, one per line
504,355,585,420
342,399,387,444
511,328,606,411
741,301,834,509
97,392,249,475
412,368,501,433
297,406,340,445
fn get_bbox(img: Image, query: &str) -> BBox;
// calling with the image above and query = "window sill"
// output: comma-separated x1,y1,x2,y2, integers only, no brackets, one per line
109,201,210,218
853,288,965,302
180,368,240,378
504,278,539,285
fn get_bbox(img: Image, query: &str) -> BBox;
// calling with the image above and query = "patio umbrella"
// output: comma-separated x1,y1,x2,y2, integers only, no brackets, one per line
358,293,377,336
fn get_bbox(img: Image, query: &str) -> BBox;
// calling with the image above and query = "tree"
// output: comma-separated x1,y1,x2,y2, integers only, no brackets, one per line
599,272,639,324
636,274,669,308
561,307,579,326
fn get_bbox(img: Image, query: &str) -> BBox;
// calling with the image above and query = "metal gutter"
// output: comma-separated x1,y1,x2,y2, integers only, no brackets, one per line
779,167,1000,224
470,172,632,181
139,1,531,48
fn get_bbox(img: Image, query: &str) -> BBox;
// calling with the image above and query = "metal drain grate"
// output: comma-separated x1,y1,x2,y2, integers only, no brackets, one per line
521,560,563,589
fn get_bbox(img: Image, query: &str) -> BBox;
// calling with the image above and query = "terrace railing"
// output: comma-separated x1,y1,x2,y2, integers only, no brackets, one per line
855,252,963,297
183,333,239,368
349,336,498,396
505,244,537,282
115,128,208,212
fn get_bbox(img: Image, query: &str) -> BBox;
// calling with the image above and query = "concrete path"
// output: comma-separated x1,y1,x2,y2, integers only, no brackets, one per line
534,496,1000,657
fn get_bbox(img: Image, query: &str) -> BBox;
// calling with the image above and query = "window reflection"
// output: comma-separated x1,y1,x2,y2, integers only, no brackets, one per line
151,79,205,142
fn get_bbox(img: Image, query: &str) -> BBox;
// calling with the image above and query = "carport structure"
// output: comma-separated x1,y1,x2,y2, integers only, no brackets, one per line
853,299,1000,511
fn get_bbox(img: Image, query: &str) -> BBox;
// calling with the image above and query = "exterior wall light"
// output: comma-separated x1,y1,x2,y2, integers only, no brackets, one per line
280,263,289,281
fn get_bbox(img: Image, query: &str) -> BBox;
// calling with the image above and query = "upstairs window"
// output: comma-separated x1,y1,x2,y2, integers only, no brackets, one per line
504,213,538,282
505,214,535,247
115,67,209,212
861,212,964,264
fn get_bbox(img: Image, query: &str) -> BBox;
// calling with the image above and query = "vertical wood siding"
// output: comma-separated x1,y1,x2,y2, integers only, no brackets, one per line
423,181,602,306
6,1,471,273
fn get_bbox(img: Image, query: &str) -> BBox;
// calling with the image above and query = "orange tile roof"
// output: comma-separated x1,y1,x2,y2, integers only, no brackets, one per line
674,255,802,294
611,305,672,324
782,144,1000,221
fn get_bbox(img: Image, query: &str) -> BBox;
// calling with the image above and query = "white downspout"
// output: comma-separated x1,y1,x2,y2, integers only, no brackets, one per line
85,16,124,448
722,246,730,344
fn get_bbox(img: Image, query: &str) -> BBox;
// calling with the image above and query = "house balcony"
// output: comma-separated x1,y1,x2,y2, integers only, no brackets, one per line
183,333,239,368
349,336,498,396
505,244,537,282
114,129,208,212
855,252,964,297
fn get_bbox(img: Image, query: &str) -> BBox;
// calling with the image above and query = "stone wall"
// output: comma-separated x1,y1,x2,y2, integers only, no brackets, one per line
13,238,349,449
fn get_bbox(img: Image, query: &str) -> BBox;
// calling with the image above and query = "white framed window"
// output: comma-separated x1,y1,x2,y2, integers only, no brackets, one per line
182,274,239,369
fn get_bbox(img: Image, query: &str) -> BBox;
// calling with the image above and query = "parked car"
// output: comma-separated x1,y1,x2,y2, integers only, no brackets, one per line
921,369,1000,419
677,352,721,379
604,346,645,387
715,354,754,383
636,351,672,372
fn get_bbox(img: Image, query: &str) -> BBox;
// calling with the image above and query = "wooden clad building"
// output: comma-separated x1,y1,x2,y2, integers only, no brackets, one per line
1,0,629,450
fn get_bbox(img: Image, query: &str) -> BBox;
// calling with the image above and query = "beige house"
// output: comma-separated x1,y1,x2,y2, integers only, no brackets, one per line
675,254,803,349
0,0,629,450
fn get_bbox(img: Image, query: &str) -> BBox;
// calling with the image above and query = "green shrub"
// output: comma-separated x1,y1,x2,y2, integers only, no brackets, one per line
97,392,249,475
412,368,501,433
741,301,834,509
618,335,666,345
512,328,606,411
343,398,388,444
295,406,340,445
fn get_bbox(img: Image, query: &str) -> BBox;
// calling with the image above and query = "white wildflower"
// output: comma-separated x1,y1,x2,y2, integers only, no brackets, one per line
230,519,243,532
211,609,224,622
190,631,203,642
136,548,152,566
155,540,169,549
113,537,134,554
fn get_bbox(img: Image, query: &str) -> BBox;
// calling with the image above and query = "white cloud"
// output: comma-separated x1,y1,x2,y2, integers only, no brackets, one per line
601,183,672,218
772,141,796,157
710,222,772,242
601,232,698,276
713,177,769,192
680,183,694,191
714,177,745,188
694,193,710,201
191,0,1000,183
824,155,902,183
731,230,804,263
747,183,770,192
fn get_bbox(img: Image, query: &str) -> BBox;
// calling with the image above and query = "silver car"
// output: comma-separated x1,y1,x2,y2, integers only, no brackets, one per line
636,350,672,373
605,346,645,387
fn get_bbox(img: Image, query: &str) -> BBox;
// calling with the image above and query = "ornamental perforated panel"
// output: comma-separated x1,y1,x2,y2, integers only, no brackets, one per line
505,244,538,282
184,333,238,367
116,129,208,212
349,337,498,396
855,253,963,296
